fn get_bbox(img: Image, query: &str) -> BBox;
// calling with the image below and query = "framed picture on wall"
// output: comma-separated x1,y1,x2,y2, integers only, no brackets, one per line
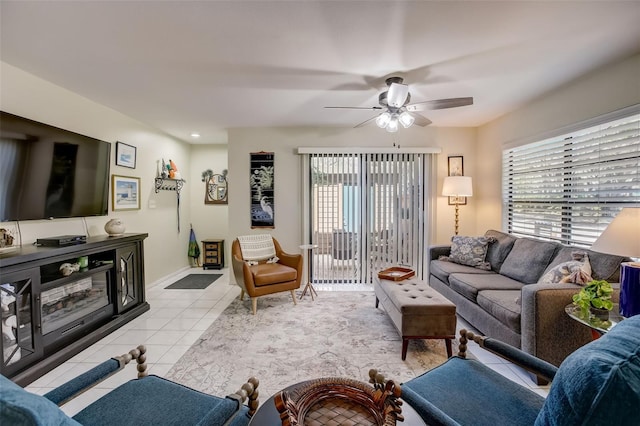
115,142,137,169
447,156,467,205
112,175,141,211
448,156,463,177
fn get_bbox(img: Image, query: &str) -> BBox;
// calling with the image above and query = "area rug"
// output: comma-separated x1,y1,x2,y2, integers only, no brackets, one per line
166,291,448,398
164,274,222,290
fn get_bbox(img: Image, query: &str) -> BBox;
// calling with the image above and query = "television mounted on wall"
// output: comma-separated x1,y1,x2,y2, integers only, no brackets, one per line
0,111,111,221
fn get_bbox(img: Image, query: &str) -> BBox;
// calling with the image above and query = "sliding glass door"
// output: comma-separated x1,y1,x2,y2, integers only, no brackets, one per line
308,152,430,284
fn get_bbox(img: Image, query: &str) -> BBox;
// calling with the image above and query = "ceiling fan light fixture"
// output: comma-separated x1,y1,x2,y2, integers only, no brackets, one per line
399,111,415,128
376,112,392,128
387,83,409,107
386,117,399,133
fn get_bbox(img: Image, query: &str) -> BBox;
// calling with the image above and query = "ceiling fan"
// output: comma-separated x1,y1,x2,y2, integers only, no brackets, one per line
324,76,473,132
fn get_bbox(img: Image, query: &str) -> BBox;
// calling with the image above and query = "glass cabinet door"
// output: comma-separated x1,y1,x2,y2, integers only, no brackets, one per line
1,269,41,373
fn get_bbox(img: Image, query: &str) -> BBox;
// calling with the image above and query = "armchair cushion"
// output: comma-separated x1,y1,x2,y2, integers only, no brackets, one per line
251,263,297,286
73,375,242,426
535,315,640,426
0,374,81,426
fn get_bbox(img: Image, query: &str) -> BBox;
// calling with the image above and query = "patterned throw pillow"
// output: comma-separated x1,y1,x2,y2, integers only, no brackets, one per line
447,236,494,270
538,252,593,285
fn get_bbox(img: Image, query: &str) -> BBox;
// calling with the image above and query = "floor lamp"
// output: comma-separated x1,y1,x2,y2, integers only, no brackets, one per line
442,176,473,236
590,208,640,317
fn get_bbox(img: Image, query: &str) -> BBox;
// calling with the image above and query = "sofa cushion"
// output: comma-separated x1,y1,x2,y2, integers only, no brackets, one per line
484,230,517,272
447,235,493,270
477,290,522,334
546,246,628,282
0,374,81,426
535,315,640,426
499,238,559,284
538,252,592,285
449,273,524,303
430,259,494,285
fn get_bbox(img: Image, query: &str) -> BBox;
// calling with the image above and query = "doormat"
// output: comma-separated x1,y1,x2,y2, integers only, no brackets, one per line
164,274,222,290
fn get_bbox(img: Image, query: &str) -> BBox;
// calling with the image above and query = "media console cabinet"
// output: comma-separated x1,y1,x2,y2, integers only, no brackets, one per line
0,233,149,385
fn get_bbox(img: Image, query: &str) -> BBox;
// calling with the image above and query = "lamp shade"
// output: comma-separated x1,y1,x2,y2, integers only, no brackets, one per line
442,176,473,197
590,207,640,258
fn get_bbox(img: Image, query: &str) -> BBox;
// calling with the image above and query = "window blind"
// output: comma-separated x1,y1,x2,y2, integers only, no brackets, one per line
502,112,640,247
309,152,429,284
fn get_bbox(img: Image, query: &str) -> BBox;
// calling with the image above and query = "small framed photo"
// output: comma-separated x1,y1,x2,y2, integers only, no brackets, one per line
448,156,463,177
112,175,141,211
115,142,137,169
448,156,466,205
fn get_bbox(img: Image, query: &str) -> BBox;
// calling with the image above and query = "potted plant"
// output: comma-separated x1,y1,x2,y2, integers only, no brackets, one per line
572,279,614,320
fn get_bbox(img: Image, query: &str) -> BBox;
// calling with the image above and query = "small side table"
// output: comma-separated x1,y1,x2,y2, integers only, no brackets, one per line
565,304,623,340
299,244,318,300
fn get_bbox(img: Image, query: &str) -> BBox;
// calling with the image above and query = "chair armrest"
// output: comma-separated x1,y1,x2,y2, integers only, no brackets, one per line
520,283,595,366
429,245,451,261
277,251,303,272
44,345,148,406
457,330,557,382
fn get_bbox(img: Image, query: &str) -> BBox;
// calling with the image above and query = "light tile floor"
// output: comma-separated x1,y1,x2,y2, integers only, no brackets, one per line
25,268,549,416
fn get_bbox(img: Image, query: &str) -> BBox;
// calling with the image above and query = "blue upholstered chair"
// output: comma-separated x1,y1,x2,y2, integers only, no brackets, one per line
401,315,640,426
0,345,259,426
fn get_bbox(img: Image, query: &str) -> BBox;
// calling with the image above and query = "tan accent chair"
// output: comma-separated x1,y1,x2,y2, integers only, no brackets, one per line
232,237,303,314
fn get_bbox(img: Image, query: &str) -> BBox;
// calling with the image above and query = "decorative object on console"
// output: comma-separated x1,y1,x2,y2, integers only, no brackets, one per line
590,207,640,317
115,141,136,169
0,228,15,248
58,262,80,277
104,218,126,237
442,176,473,235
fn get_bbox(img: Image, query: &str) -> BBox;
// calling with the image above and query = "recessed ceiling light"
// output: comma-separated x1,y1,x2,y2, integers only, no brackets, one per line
191,133,200,138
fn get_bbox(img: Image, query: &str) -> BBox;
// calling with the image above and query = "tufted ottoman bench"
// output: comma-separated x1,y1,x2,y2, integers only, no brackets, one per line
375,276,456,360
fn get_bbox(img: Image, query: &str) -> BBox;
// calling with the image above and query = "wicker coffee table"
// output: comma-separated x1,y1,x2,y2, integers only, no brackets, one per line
248,378,426,425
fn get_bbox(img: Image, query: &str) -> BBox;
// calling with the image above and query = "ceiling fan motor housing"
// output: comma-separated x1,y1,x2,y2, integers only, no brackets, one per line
378,91,411,110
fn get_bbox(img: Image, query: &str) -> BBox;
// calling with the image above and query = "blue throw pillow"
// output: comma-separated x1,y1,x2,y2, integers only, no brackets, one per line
535,315,640,426
0,374,81,425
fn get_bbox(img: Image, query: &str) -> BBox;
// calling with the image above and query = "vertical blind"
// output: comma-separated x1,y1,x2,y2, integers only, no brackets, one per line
309,152,429,284
502,111,640,246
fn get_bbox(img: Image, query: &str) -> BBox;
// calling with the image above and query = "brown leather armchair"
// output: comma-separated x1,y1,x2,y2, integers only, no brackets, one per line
232,237,303,314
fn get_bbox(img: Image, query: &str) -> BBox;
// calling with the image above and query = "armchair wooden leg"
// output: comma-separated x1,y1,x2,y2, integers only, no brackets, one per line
251,298,257,315
290,290,297,305
240,290,245,300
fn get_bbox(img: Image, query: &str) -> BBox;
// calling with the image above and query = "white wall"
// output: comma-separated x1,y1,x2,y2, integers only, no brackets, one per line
227,125,478,261
1,62,193,285
476,53,640,232
188,144,229,264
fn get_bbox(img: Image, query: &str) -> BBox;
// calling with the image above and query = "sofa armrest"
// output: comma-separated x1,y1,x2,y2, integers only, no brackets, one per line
429,245,451,261
520,283,594,366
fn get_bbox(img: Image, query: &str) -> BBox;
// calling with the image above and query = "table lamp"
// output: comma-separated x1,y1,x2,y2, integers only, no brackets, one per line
442,176,473,235
590,207,640,317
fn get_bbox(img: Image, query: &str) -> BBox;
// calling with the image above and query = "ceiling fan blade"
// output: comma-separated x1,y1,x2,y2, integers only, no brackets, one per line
324,106,383,110
412,114,432,127
354,116,378,128
406,97,473,112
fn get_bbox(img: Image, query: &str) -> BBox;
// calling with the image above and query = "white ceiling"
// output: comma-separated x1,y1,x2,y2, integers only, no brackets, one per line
1,1,639,144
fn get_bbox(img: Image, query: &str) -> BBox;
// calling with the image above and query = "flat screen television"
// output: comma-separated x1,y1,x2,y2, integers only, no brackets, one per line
0,111,111,221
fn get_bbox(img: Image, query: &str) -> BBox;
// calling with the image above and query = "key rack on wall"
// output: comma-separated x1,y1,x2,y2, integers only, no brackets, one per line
154,178,186,232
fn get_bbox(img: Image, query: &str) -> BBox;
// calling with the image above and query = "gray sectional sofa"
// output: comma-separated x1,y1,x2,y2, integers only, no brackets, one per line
429,229,629,368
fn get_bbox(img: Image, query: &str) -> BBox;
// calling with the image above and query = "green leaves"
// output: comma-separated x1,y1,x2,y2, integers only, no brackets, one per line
572,279,614,316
